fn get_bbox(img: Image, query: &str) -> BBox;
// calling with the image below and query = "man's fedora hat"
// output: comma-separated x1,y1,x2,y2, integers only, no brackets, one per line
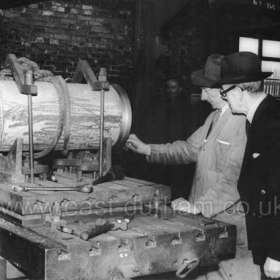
191,54,224,88
219,51,272,85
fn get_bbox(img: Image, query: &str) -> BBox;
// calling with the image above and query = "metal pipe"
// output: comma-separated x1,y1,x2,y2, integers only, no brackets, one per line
99,88,105,177
25,70,34,184
98,68,107,177
0,257,6,280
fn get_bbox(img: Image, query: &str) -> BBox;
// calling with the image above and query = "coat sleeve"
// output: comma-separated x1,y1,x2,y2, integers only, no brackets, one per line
147,124,207,165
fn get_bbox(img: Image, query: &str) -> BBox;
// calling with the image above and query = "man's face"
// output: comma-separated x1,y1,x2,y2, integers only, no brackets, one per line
201,87,225,109
220,85,244,113
166,79,182,100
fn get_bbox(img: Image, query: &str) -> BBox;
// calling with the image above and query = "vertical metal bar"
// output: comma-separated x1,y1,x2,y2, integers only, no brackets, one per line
99,88,105,177
104,137,112,173
25,70,34,184
0,257,7,280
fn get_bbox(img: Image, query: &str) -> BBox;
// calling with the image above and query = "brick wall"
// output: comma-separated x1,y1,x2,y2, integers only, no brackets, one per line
0,0,135,85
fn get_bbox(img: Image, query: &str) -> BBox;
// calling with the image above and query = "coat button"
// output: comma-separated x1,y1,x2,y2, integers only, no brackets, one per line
260,189,266,195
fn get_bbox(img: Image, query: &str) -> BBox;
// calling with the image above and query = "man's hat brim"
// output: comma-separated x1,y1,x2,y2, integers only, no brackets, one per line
191,69,220,88
218,72,273,85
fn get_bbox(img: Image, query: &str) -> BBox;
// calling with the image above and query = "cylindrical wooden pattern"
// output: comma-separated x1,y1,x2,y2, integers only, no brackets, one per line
0,81,131,152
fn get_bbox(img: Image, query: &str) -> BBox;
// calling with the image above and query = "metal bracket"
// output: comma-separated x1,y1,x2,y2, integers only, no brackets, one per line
5,54,37,96
72,60,109,91
72,60,111,177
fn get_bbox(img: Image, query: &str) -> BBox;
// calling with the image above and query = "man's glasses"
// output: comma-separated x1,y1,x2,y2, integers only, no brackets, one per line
219,85,236,98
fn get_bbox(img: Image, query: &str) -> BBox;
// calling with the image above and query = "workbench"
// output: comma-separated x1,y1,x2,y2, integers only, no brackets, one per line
0,178,235,280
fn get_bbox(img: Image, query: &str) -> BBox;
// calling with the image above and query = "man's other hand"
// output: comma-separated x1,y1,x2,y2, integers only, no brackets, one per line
264,257,280,278
171,197,201,214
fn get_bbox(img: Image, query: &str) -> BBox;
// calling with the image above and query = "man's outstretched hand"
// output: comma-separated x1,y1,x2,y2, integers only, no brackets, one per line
125,134,151,156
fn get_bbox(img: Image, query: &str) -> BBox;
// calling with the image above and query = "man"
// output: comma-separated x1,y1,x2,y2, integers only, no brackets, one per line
218,51,280,279
127,54,246,220
162,77,191,199
165,77,189,142
153,76,190,142
142,76,191,199
126,54,255,279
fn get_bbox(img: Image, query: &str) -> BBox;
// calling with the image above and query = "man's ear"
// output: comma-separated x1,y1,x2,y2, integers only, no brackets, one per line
239,89,244,101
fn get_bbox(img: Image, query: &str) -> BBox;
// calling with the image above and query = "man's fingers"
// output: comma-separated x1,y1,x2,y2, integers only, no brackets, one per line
264,257,280,279
264,268,280,278
173,201,190,211
172,201,201,215
264,271,280,278
128,134,138,141
171,198,187,207
126,141,135,148
171,198,191,212
176,206,189,212
126,139,138,150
